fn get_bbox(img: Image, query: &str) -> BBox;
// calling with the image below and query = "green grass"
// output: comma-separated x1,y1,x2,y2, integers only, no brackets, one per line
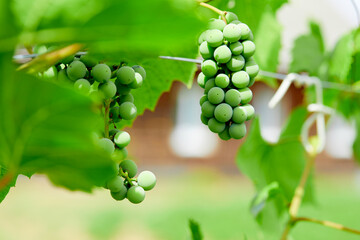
0,169,359,240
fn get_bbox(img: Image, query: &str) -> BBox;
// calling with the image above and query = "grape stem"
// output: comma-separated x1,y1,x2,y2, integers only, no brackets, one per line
294,217,360,235
104,99,111,138
198,2,227,23
119,168,135,186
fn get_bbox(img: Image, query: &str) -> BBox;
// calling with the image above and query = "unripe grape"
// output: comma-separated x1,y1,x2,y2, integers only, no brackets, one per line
208,18,226,31
199,95,208,106
214,45,232,63
110,106,121,123
232,106,247,123
242,40,256,58
106,176,125,192
199,41,214,59
226,55,245,71
111,187,127,201
248,77,256,87
229,42,243,55
206,29,224,47
198,30,210,45
208,87,225,104
109,129,120,139
114,131,131,149
223,23,242,42
200,114,209,125
218,126,231,140
225,89,241,107
98,138,115,154
67,61,87,81
242,104,255,120
74,79,91,94
232,71,250,88
197,72,207,88
132,65,146,80
231,20,241,24
138,171,156,191
58,69,71,82
204,78,215,94
129,72,143,89
208,118,226,133
244,58,259,78
80,54,97,68
116,66,135,85
119,159,137,178
214,103,233,122
238,88,253,104
229,123,246,139
201,60,218,77
119,102,137,120
127,186,145,204
61,55,75,65
201,101,216,118
112,148,128,163
215,74,230,88
238,23,251,40
115,80,132,95
225,12,238,23
118,93,134,104
99,80,117,99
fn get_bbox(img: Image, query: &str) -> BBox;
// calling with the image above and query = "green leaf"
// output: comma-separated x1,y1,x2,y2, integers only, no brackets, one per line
236,107,314,233
290,22,325,75
0,166,17,204
189,219,203,240
354,112,360,163
0,54,117,196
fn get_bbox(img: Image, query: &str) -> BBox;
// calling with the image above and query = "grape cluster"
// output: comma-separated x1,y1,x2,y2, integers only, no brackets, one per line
55,53,156,204
197,12,259,140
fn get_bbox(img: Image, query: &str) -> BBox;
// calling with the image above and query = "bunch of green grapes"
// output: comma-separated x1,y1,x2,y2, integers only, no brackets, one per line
53,53,155,204
197,12,258,140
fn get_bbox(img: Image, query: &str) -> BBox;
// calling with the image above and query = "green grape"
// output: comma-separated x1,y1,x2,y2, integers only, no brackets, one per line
242,104,255,120
201,60,218,77
231,20,241,24
218,126,231,140
206,29,224,47
109,129,120,139
201,101,216,118
115,80,132,95
129,72,143,89
238,23,251,40
232,106,247,123
214,45,232,63
244,58,259,78
74,79,91,94
138,171,156,191
112,148,128,163
200,114,209,125
120,159,137,178
61,55,75,65
214,103,233,122
197,72,207,88
215,73,230,88
116,66,135,85
92,64,111,83
229,42,243,55
67,61,87,81
238,88,253,104
248,77,256,87
99,80,117,99
80,54,97,68
208,18,226,31
118,93,134,104
114,131,131,149
111,187,127,201
127,186,145,204
199,41,214,59
106,176,125,192
232,71,250,88
73,57,80,61
119,102,137,120
229,123,246,139
132,65,146,80
208,118,226,133
223,23,242,42
98,138,115,154
225,12,238,23
208,87,225,104
226,55,245,72
198,30,209,45
242,40,256,58
204,78,215,94
199,95,208,106
225,89,241,107
58,69,71,82
110,106,121,123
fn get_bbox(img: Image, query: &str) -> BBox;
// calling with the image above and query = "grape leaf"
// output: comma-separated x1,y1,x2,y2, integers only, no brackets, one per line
189,219,203,240
236,107,314,234
354,112,360,163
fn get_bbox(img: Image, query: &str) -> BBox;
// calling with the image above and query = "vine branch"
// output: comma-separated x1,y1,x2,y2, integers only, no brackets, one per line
295,217,360,235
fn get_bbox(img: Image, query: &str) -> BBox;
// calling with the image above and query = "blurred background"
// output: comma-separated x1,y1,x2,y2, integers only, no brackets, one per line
1,0,360,239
